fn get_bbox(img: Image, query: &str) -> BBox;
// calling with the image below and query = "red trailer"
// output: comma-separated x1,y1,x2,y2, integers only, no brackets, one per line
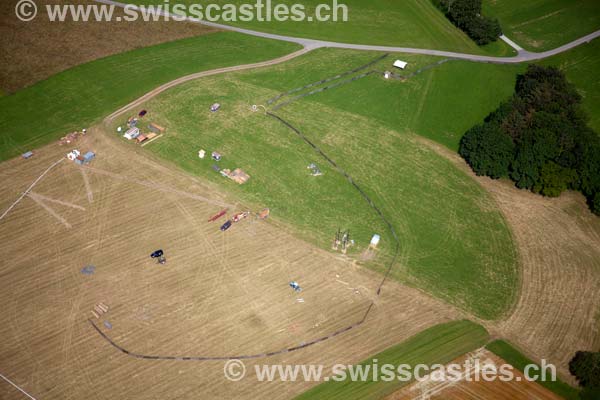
208,209,228,222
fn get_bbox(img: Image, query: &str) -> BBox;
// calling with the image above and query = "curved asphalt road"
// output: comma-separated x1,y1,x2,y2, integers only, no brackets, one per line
96,0,600,64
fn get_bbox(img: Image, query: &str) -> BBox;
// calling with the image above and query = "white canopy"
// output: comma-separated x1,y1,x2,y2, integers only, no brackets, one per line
393,60,408,69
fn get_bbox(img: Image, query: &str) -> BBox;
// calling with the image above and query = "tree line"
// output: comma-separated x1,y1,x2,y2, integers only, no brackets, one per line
435,0,502,45
459,65,600,215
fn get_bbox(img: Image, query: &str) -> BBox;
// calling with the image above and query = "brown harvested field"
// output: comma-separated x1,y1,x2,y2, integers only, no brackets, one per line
419,137,600,385
0,128,461,399
387,349,562,400
0,0,217,93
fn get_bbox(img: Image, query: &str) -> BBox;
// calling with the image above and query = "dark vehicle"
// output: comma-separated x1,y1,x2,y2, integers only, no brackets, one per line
220,220,232,231
150,250,164,258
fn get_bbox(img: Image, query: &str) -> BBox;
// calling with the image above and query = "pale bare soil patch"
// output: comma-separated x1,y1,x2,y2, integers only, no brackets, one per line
387,349,562,400
0,0,217,93
419,137,600,385
0,129,460,399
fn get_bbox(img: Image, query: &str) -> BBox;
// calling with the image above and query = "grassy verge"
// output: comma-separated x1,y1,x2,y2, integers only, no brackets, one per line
0,32,300,161
486,340,580,400
295,320,489,400
483,0,600,52
127,0,491,53
125,49,519,319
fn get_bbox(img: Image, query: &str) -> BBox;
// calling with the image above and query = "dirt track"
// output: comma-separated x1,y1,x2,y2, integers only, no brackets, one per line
105,47,312,123
0,129,460,399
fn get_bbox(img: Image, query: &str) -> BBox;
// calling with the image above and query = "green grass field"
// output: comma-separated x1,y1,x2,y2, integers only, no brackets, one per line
484,0,600,51
0,32,300,161
486,340,580,400
542,39,600,132
295,320,489,399
123,49,520,319
126,0,513,55
239,49,523,150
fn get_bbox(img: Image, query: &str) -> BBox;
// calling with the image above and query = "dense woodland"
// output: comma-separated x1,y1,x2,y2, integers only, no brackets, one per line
459,65,600,215
435,0,502,45
569,351,600,399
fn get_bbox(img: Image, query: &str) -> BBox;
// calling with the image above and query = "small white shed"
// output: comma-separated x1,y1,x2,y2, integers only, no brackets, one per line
393,60,408,69
370,234,381,248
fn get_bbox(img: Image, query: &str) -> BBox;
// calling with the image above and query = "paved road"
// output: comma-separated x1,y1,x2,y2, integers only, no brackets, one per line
96,0,600,64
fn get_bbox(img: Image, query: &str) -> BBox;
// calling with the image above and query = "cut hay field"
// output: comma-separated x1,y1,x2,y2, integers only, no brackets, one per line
0,128,464,399
125,0,512,55
483,0,600,51
0,0,217,93
0,32,300,162
122,49,519,320
295,320,489,400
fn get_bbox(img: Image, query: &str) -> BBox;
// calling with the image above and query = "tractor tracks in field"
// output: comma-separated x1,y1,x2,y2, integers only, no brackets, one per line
89,54,423,362
86,7,600,363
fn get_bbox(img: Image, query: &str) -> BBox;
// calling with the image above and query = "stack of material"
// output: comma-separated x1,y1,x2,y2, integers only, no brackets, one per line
136,134,148,144
148,123,166,134
232,211,250,223
229,168,250,185
59,131,84,145
91,302,109,319
258,208,270,219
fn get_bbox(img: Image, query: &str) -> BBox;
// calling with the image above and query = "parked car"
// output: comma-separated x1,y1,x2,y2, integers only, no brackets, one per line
220,220,232,231
150,250,164,258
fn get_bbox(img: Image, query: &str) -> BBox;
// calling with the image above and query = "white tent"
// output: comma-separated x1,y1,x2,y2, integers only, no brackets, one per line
370,234,381,247
393,60,408,69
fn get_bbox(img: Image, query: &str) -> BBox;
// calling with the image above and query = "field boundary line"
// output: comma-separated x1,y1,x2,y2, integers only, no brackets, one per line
89,302,374,360
0,373,38,400
0,158,64,222
267,53,389,106
266,112,400,295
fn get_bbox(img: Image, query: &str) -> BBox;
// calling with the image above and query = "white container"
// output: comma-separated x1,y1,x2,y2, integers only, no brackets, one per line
370,234,381,247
